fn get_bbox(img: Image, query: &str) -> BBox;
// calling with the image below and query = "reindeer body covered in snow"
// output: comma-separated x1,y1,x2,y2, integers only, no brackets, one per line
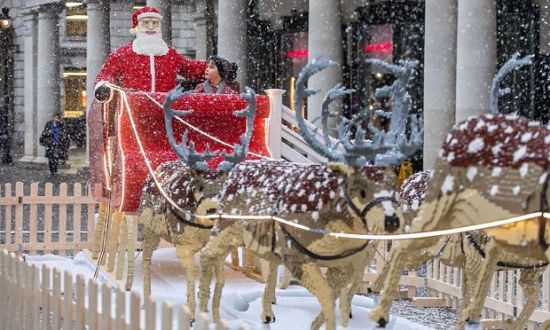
369,55,550,329
198,58,424,330
138,87,258,319
372,169,547,330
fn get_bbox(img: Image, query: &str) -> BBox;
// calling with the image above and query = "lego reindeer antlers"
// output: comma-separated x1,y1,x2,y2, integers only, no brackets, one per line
163,87,218,171
162,86,257,172
489,53,533,114
294,58,423,167
217,87,257,172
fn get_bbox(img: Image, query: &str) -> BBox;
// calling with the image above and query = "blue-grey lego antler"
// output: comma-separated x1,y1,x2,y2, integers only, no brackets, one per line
320,84,354,149
294,58,421,167
366,59,422,165
163,86,219,171
293,58,348,163
489,53,533,114
216,87,257,172
294,58,372,167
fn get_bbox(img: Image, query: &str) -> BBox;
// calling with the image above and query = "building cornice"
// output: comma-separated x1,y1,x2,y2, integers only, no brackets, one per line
22,0,63,9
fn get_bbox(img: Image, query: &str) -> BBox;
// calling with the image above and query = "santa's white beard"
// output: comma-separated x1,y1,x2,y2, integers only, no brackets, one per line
132,29,168,56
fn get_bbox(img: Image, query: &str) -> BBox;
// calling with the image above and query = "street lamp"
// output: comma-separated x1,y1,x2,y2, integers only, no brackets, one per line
0,7,14,164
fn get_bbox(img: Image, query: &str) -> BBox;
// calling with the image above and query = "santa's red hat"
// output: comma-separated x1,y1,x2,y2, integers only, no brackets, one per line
131,6,162,29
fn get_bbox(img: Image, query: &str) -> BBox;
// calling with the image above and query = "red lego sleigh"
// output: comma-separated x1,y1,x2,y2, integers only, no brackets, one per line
88,90,272,212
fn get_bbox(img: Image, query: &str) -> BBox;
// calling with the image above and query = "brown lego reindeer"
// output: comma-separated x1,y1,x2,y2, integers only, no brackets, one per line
137,87,257,320
198,58,423,330
371,170,547,330
369,54,550,329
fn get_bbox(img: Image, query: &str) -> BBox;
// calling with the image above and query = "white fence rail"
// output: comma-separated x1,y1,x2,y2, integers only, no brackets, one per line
0,249,248,330
0,182,96,255
266,89,341,163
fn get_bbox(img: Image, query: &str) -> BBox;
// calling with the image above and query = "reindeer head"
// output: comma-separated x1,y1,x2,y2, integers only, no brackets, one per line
329,163,402,233
293,58,422,233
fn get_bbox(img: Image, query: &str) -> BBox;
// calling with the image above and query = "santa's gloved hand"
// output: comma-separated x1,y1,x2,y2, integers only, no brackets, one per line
94,85,112,102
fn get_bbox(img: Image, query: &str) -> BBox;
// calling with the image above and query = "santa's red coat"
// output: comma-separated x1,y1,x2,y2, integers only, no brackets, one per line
95,42,207,92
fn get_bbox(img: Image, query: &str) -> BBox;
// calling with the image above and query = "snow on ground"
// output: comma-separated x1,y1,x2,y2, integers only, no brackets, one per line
27,247,434,330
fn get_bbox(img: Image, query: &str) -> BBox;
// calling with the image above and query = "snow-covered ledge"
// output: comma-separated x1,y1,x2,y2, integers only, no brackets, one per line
265,89,285,160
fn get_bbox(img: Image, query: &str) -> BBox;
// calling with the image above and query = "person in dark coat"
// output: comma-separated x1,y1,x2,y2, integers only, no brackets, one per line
39,113,69,176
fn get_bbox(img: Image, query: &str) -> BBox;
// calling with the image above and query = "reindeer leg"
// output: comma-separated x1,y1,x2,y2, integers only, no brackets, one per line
278,266,292,289
325,264,354,328
199,223,241,319
504,268,544,330
141,223,160,297
456,248,478,329
175,243,198,322
369,237,437,327
260,261,277,323
206,256,225,323
290,261,336,330
459,240,500,329
341,247,374,326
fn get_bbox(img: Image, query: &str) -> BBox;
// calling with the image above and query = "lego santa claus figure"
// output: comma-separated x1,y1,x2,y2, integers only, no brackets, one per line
94,6,206,100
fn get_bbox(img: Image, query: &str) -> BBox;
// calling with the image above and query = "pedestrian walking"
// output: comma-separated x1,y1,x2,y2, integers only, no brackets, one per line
39,113,69,176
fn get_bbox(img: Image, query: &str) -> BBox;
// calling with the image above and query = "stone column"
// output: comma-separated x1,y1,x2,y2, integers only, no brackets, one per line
146,0,172,44
35,4,62,163
85,0,110,109
539,0,550,54
455,0,497,122
85,0,110,165
20,10,38,163
194,15,208,59
423,0,457,169
307,0,343,128
217,0,248,87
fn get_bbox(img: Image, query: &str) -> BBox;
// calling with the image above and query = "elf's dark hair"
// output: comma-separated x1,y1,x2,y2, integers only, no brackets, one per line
208,55,238,82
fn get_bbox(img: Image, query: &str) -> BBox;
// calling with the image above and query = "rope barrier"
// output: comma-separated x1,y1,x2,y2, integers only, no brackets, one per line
190,212,550,241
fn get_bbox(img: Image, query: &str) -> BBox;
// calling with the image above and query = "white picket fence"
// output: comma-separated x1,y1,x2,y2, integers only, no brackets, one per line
1,181,550,329
0,249,248,330
0,182,96,255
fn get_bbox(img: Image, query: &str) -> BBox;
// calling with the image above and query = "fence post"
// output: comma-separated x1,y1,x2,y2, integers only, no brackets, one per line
265,89,286,159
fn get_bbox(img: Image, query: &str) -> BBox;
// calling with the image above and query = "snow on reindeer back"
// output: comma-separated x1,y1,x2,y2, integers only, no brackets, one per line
440,114,550,169
141,160,226,209
433,114,549,213
219,160,386,217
